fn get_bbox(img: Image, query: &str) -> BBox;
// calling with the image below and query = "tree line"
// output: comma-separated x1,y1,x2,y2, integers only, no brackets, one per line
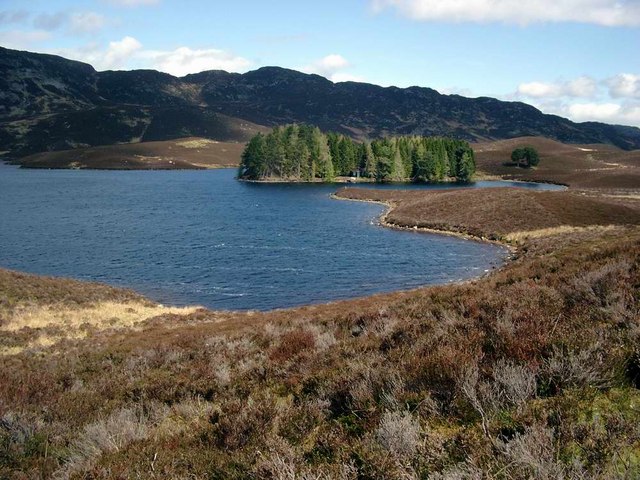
238,124,476,183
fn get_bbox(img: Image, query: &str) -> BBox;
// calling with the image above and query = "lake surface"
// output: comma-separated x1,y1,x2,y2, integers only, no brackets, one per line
0,165,563,310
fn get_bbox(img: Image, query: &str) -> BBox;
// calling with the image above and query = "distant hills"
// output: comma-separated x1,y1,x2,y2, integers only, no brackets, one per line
1,46,639,160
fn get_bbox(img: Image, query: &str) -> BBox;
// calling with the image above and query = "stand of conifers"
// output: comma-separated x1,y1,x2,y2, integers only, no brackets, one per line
239,124,476,183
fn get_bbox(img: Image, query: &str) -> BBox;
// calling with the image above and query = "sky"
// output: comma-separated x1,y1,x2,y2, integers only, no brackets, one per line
0,0,639,127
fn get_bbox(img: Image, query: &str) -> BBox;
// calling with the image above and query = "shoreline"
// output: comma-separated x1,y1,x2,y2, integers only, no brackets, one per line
3,158,569,189
5,162,237,171
0,200,514,316
2,166,595,314
330,192,518,251
0,188,523,318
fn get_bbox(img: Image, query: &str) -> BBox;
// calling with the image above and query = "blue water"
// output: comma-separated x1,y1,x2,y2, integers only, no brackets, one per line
0,165,561,310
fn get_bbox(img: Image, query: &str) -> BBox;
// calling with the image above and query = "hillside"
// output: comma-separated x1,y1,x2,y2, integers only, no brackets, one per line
337,187,640,240
1,187,639,478
474,136,640,189
17,137,252,170
2,47,640,163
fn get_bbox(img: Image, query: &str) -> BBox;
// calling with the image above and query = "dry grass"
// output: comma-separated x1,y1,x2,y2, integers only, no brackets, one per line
0,301,199,355
0,268,145,310
473,136,640,190
337,187,640,241
4,302,197,333
505,224,618,243
175,138,219,149
16,137,249,170
0,268,201,354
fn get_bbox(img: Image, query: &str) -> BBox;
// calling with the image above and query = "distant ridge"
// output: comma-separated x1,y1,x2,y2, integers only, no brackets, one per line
1,46,639,159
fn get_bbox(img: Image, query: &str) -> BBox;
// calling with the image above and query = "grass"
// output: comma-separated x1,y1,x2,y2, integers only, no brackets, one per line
0,269,201,354
336,187,640,242
1,301,199,355
473,136,640,189
1,161,640,477
15,137,250,170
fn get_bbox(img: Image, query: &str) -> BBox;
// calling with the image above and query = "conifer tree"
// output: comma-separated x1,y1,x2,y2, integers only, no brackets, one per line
364,142,376,178
239,124,476,183
392,145,406,181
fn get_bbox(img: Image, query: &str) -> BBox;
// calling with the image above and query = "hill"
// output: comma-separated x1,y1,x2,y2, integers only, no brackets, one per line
17,137,252,170
337,187,640,239
2,46,640,163
474,136,640,189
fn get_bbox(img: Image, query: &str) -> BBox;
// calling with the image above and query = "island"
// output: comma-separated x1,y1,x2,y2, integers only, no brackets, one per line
238,124,476,183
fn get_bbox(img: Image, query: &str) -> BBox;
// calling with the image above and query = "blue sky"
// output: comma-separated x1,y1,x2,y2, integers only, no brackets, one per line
1,0,639,126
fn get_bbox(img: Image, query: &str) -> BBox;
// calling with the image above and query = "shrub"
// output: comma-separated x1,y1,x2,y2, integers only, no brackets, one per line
61,406,156,476
376,411,421,458
540,345,613,394
270,329,316,362
499,424,568,479
492,360,537,409
510,146,540,168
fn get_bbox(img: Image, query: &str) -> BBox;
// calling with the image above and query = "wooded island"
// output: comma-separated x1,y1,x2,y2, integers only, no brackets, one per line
238,124,476,183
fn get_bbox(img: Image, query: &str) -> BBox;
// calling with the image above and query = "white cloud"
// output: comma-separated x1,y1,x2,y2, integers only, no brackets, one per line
330,72,367,83
371,0,640,26
28,11,108,34
0,10,30,25
567,102,640,125
514,74,640,127
439,86,475,97
52,42,104,67
606,73,640,99
33,12,67,31
300,54,364,83
0,30,52,49
519,97,640,127
51,38,250,75
141,47,251,76
517,76,597,98
58,36,142,70
518,81,564,98
567,76,598,97
301,54,349,77
102,36,143,69
69,12,107,34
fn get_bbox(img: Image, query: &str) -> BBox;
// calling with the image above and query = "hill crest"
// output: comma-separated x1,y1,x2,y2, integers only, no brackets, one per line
1,46,639,159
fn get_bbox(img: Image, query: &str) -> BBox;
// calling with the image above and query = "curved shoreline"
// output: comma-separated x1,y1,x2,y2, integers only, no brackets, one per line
329,192,517,251
328,191,517,292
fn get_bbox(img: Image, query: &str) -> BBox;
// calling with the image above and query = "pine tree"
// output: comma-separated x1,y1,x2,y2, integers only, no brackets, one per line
364,142,376,178
239,133,265,179
239,125,475,183
317,134,335,181
457,152,474,182
391,145,406,181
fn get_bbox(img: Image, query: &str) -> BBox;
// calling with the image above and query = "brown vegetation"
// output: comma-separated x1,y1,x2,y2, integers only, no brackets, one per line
0,269,201,355
337,187,640,242
1,181,640,478
15,137,254,170
474,136,640,190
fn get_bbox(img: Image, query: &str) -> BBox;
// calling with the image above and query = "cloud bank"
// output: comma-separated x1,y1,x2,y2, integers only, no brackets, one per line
300,54,365,83
515,74,640,126
141,47,252,77
517,77,597,98
372,0,640,26
54,36,251,75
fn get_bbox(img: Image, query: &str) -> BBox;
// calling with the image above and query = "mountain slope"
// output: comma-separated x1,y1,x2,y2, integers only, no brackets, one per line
1,46,639,160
